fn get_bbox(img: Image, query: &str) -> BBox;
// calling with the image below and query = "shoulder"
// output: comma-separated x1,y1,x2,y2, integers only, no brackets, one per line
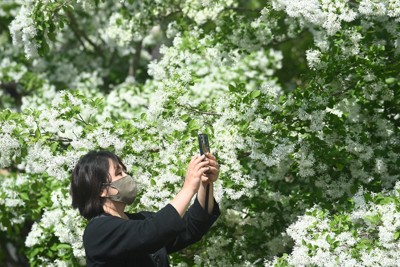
83,211,154,238
83,205,186,258
126,211,154,220
83,213,139,250
84,214,120,235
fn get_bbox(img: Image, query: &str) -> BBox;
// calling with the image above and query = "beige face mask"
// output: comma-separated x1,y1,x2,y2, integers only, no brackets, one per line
103,175,137,205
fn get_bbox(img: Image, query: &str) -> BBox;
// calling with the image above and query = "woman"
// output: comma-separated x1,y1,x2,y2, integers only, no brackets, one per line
70,150,220,267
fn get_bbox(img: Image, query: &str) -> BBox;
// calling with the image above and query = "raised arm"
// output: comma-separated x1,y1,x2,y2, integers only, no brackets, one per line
197,152,219,214
170,155,209,217
165,153,221,253
167,198,221,254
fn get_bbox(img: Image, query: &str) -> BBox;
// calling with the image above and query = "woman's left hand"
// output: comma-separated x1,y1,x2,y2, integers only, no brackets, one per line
201,152,219,184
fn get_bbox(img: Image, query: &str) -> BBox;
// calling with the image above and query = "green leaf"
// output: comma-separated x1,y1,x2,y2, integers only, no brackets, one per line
188,119,199,131
48,32,56,42
364,214,381,225
250,90,261,99
181,114,190,121
385,77,396,84
375,196,394,205
56,244,72,250
62,4,75,13
394,231,400,240
240,121,250,131
35,128,41,138
29,247,42,258
50,142,58,152
20,193,30,201
356,238,373,250
38,38,50,55
335,163,344,171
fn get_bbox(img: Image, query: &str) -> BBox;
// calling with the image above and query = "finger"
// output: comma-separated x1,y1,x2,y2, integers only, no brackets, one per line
186,157,196,173
188,155,205,171
190,155,199,164
207,166,218,173
195,160,210,171
205,152,216,160
197,166,210,176
201,175,209,183
205,165,211,174
193,154,206,164
207,159,219,168
205,173,218,182
204,167,218,180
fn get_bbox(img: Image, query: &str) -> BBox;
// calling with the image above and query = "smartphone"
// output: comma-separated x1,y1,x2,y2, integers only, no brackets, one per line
198,133,210,155
198,133,211,209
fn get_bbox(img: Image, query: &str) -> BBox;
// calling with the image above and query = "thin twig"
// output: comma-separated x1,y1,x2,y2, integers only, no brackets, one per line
186,104,222,116
29,133,73,143
47,136,73,143
51,0,74,19
64,9,103,56
77,114,89,125
225,7,263,14
128,40,143,77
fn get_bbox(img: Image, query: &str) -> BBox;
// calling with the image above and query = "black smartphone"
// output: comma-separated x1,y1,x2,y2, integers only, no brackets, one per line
198,133,211,209
198,133,210,155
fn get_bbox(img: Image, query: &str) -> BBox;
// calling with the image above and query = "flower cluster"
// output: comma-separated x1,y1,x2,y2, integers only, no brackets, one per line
9,5,38,58
266,183,400,266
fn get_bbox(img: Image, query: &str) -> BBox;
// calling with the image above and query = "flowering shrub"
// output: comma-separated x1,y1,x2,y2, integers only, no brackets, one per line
266,183,400,267
0,0,399,266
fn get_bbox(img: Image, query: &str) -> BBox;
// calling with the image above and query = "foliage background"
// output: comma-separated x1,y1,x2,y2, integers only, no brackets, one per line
0,0,400,266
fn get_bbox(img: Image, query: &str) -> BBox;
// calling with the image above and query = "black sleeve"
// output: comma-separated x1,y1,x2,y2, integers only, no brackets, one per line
83,204,185,260
166,197,221,253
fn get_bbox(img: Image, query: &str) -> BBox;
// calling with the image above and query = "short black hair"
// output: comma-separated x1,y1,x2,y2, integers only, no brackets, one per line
70,150,126,220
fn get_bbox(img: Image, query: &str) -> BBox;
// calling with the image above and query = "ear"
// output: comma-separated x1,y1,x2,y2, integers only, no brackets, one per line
100,187,108,197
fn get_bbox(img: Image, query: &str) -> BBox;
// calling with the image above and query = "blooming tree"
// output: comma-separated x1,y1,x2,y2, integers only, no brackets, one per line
0,0,399,266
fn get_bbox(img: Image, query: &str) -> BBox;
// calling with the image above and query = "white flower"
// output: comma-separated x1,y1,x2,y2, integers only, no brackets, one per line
0,133,21,168
260,81,281,98
25,222,43,247
9,5,38,58
101,12,134,47
325,107,343,117
249,117,272,134
375,158,387,174
287,213,318,242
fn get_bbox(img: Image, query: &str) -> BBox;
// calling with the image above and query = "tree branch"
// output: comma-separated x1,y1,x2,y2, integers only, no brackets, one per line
76,114,89,125
186,104,222,117
64,9,103,56
51,0,74,19
128,40,143,77
226,7,263,14
0,82,22,108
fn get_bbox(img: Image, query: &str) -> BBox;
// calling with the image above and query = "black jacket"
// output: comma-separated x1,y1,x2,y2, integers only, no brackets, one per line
83,198,220,266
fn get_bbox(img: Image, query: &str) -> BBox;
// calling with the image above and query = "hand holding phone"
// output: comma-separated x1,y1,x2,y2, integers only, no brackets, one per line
197,133,219,178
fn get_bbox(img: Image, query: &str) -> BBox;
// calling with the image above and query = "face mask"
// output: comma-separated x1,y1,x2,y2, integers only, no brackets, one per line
104,175,137,205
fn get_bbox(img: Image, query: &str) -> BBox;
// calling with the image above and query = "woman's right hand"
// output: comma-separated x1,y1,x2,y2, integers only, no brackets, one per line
183,155,210,194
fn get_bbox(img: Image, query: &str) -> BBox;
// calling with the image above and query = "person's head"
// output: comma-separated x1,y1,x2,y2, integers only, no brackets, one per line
70,150,127,220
